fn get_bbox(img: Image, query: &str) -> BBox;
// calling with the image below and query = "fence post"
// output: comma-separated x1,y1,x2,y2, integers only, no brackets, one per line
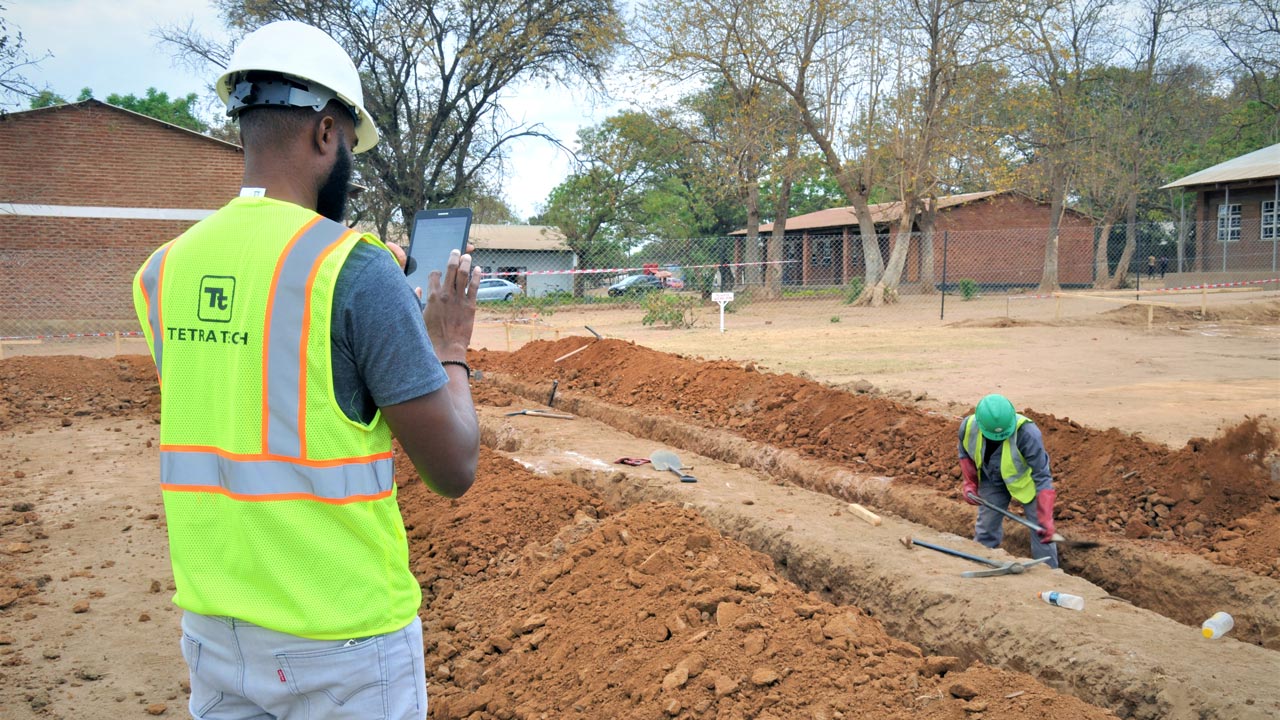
940,231,949,321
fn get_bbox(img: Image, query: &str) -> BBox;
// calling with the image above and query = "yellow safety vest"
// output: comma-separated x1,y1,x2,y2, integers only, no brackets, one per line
961,414,1037,504
132,196,420,640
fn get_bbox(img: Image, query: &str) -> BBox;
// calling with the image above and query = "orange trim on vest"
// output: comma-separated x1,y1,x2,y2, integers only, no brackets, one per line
261,216,323,453
160,483,393,505
160,444,393,467
297,230,357,458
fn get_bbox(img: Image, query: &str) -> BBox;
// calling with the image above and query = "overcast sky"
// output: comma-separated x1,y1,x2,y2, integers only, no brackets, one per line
6,0,615,220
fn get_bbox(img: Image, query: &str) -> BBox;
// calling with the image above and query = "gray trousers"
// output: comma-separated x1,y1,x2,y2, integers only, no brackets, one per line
975,479,1060,569
180,611,426,719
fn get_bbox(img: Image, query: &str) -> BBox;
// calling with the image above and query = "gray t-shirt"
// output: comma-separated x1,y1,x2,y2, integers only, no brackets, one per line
330,242,448,424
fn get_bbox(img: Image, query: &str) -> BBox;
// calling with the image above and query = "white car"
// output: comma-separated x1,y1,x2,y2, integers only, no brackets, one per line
476,278,524,302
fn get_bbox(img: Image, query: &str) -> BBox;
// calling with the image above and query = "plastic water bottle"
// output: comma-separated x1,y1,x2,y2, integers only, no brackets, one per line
1201,612,1234,639
1038,591,1085,611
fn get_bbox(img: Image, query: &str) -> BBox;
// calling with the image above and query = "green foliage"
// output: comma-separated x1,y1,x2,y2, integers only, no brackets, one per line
99,87,206,131
782,287,844,298
28,89,64,108
829,316,840,323
640,293,699,328
841,277,865,305
958,279,979,301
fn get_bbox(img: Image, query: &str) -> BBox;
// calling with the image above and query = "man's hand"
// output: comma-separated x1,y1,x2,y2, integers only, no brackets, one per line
959,458,979,505
425,249,481,362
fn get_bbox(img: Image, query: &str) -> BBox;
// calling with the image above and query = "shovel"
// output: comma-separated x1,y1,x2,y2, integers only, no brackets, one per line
965,492,1099,549
650,450,696,483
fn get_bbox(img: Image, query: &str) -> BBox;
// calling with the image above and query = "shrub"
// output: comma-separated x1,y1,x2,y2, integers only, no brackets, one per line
841,277,865,305
958,278,979,301
830,316,840,323
641,293,699,328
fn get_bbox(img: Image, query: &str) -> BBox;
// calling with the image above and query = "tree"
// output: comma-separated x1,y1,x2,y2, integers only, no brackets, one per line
631,0,808,297
158,0,623,235
106,88,208,131
740,0,894,300
0,3,48,103
1005,0,1119,292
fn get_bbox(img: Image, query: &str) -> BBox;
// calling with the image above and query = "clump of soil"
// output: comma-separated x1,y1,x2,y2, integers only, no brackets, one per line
474,339,1280,577
0,355,158,430
397,449,1114,720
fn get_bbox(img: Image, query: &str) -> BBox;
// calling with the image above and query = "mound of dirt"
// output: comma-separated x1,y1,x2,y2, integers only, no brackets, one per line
1101,298,1280,326
0,355,158,430
474,339,1280,577
398,449,1114,719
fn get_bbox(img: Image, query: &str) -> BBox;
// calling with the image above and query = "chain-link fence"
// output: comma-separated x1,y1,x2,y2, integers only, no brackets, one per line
4,219,1279,358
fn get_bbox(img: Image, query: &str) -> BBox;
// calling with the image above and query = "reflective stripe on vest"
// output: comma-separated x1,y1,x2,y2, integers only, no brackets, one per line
963,414,1036,504
160,450,393,502
137,243,173,378
262,217,351,457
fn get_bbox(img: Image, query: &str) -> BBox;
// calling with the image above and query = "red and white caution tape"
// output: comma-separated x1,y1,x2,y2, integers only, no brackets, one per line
1008,277,1279,301
480,259,795,278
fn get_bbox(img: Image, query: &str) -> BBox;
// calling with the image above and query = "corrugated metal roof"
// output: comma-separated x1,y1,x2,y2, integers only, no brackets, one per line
734,191,1002,234
470,224,570,252
1161,143,1280,189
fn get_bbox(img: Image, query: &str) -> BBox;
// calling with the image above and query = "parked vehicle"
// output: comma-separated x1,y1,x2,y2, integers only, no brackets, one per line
477,278,524,302
607,274,664,297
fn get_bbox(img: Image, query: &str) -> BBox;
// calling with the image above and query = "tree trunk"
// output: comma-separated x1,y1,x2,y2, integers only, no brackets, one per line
744,181,762,287
919,204,937,294
849,194,883,288
880,199,918,292
1094,220,1115,286
1038,173,1066,293
765,148,797,299
1113,197,1139,288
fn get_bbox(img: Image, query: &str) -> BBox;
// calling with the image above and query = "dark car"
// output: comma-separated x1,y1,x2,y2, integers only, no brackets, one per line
607,274,664,297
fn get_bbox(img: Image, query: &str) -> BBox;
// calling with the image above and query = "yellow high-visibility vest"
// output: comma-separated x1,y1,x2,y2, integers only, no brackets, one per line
962,414,1036,504
133,196,420,640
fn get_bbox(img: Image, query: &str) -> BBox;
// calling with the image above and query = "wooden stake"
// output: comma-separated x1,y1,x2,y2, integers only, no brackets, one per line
847,503,882,527
1146,304,1154,332
1201,286,1207,316
504,322,511,352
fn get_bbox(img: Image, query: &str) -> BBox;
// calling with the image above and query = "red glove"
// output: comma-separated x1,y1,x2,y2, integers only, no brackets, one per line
1035,489,1057,542
959,458,979,505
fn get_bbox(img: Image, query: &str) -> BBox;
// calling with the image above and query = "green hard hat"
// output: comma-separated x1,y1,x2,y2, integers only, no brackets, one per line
975,394,1016,441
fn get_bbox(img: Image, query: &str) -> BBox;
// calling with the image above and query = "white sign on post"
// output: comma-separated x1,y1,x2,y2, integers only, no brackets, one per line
711,292,735,333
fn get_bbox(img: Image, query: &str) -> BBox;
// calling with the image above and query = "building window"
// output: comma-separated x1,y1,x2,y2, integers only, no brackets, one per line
1217,204,1241,243
1264,201,1278,241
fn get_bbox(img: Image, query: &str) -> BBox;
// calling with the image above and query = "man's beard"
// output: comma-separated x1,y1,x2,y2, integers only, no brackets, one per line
316,137,353,223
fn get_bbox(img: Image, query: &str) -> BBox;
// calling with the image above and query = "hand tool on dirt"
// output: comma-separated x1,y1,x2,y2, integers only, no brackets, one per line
504,409,575,419
585,326,602,340
547,380,559,407
965,492,1099,549
847,503,882,527
649,450,696,483
899,536,1049,577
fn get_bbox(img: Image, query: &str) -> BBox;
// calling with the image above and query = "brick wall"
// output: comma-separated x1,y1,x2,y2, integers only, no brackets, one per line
0,102,244,333
926,194,1096,286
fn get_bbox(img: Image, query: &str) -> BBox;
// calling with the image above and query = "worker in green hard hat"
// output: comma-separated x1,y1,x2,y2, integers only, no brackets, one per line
958,394,1059,568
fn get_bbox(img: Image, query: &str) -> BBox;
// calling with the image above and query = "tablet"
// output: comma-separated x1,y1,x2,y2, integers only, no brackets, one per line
405,208,472,306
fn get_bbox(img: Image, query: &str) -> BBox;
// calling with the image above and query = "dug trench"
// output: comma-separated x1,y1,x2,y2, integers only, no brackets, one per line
469,396,1278,719
2,357,1117,720
472,338,1280,652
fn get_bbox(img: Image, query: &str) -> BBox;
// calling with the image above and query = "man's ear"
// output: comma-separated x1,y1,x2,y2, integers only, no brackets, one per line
313,114,339,157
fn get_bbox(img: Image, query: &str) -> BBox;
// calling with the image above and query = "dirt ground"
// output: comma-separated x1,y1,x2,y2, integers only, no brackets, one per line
0,361,1116,719
1,292,1276,718
467,292,1280,447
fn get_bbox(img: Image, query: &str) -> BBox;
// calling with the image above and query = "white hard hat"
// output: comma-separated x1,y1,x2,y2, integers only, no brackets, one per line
216,21,379,153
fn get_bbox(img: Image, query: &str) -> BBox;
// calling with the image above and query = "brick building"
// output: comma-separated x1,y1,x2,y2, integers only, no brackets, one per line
1161,143,1279,274
732,191,1096,288
0,100,243,335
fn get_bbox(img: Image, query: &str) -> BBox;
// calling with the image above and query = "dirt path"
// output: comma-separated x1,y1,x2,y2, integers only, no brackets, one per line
471,399,1279,720
0,418,188,718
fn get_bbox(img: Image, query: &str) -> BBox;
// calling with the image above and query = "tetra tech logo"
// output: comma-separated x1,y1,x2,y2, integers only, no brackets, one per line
198,275,236,323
